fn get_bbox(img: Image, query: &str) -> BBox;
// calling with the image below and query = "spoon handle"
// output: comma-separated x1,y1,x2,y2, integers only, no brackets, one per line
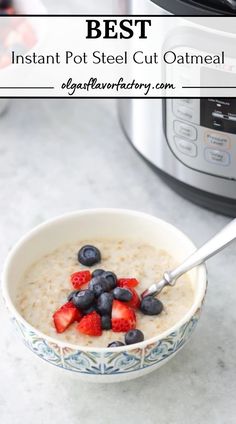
167,218,236,285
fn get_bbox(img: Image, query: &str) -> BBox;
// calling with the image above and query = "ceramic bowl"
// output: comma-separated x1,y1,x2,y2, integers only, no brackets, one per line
2,209,207,383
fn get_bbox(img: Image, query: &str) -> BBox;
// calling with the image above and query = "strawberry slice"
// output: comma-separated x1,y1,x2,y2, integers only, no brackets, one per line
71,270,91,289
74,307,84,322
53,302,82,334
118,278,139,289
111,300,136,333
126,288,141,309
76,311,102,336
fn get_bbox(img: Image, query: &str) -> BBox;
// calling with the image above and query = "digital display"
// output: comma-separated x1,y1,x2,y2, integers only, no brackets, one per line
200,97,236,134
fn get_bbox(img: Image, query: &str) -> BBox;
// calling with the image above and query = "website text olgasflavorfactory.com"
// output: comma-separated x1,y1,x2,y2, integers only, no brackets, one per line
61,77,176,96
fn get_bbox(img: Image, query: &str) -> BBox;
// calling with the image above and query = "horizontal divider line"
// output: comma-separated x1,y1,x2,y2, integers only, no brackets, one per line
0,87,55,89
1,96,236,99
182,86,236,89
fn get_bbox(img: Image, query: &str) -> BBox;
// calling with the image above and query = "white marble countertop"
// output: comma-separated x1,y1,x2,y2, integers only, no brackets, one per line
1,1,236,424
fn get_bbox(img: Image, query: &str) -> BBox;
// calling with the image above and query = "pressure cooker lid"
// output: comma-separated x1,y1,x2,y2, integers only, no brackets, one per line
152,0,236,15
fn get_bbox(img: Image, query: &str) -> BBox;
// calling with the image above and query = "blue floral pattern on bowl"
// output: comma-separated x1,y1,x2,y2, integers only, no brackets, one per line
9,306,202,376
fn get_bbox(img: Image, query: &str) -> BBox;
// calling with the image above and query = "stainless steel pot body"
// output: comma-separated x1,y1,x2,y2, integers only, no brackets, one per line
118,0,236,214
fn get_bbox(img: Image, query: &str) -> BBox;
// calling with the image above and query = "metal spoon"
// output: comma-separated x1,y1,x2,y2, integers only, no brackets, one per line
142,218,236,299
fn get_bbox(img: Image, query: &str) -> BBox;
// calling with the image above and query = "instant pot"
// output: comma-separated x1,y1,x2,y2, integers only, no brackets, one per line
119,0,236,216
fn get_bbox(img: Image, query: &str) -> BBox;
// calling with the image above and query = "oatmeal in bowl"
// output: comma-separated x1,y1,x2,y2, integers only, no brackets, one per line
2,209,207,383
16,240,195,348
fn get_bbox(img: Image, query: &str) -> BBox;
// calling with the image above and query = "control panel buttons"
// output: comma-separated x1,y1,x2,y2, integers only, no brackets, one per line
205,148,230,166
172,100,199,124
205,132,231,150
173,104,194,123
174,121,197,141
177,99,195,107
174,137,197,157
166,99,235,179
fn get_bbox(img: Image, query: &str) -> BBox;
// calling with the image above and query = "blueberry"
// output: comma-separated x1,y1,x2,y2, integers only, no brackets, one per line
72,289,95,310
113,287,132,302
78,245,101,267
67,290,80,302
97,292,113,316
125,329,144,345
83,304,98,315
107,341,125,348
101,315,111,330
102,271,117,290
88,276,109,297
92,269,105,278
140,296,164,315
